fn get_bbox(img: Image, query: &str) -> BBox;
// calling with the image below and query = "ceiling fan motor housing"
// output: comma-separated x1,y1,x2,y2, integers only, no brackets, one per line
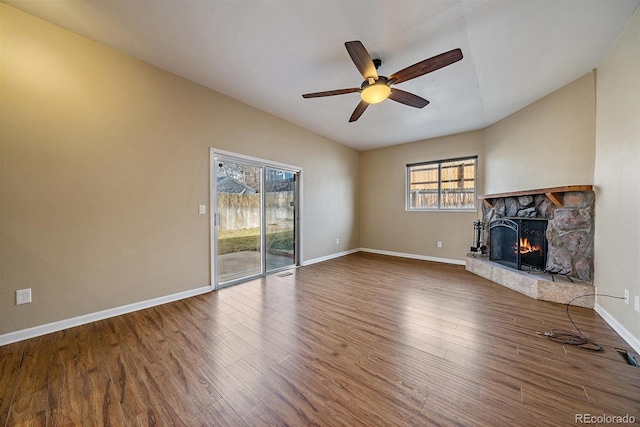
361,75,389,89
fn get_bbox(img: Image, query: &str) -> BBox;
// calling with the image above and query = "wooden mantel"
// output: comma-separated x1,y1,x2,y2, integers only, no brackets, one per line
478,185,593,208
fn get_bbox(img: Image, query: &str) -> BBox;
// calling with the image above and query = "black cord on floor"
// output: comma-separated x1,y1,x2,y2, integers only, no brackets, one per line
537,294,625,352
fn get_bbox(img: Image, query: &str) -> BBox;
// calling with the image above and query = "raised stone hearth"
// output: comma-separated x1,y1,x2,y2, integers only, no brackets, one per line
467,186,595,307
466,255,594,307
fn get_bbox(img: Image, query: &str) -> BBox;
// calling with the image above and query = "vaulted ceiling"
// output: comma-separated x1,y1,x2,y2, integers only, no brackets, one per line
6,0,639,151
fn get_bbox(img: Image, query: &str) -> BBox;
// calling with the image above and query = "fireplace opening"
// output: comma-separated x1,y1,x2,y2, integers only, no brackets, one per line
489,217,548,271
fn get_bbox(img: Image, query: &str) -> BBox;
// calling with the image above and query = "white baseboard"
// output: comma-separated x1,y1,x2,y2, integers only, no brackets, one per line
301,248,361,266
0,285,213,346
360,248,466,266
13,256,630,357
302,247,466,267
594,303,640,355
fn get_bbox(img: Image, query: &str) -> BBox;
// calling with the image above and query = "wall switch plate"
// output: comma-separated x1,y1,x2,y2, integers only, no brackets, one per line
634,295,639,312
16,288,32,305
624,289,630,304
199,205,206,215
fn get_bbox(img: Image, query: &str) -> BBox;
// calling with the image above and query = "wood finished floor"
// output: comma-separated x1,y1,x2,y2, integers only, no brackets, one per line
1,252,639,426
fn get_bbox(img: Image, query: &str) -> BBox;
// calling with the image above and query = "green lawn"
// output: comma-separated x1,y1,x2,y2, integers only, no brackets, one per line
218,227,293,254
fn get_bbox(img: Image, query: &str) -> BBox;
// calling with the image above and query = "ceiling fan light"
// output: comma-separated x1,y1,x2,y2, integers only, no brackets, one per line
361,82,391,104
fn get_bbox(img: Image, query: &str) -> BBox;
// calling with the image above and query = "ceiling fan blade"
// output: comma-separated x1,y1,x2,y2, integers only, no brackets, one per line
345,41,378,80
349,100,369,122
389,88,430,108
389,48,463,85
302,88,360,98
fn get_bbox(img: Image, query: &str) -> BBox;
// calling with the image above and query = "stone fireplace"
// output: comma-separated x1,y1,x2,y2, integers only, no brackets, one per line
465,186,595,307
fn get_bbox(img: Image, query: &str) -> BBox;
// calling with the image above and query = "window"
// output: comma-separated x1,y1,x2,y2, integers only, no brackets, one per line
407,156,477,210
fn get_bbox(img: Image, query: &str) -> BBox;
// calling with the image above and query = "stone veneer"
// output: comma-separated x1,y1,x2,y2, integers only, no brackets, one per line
481,191,595,282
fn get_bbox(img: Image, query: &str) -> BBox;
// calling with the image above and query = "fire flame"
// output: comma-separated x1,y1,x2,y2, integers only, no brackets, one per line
514,238,541,255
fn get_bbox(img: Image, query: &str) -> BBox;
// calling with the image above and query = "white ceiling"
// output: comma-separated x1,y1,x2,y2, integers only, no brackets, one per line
6,0,639,151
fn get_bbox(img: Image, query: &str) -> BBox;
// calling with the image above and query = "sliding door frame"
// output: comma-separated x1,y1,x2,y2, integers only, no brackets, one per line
209,148,302,290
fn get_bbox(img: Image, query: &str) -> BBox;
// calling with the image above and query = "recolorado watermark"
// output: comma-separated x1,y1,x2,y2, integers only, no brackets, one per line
575,413,636,424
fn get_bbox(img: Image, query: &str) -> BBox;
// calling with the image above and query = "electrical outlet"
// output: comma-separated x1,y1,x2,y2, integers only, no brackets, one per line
198,205,206,215
634,295,639,312
336,238,339,245
16,288,32,305
437,241,443,248
624,289,630,304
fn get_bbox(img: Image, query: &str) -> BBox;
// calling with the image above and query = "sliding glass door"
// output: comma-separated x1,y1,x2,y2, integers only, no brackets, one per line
212,150,299,288
215,159,263,284
265,167,297,273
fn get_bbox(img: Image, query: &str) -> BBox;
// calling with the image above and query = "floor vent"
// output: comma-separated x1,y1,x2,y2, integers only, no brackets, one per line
277,271,294,277
615,348,639,367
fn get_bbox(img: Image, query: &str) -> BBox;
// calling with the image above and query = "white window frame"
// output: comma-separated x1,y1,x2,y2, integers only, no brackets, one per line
406,156,478,211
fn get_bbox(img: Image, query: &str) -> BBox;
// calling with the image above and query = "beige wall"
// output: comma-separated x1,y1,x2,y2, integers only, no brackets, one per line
359,73,597,265
484,73,596,194
2,2,638,351
360,131,484,262
594,7,640,344
0,5,359,334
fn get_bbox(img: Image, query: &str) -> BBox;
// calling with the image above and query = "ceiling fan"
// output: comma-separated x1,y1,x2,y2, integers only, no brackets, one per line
302,41,463,122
